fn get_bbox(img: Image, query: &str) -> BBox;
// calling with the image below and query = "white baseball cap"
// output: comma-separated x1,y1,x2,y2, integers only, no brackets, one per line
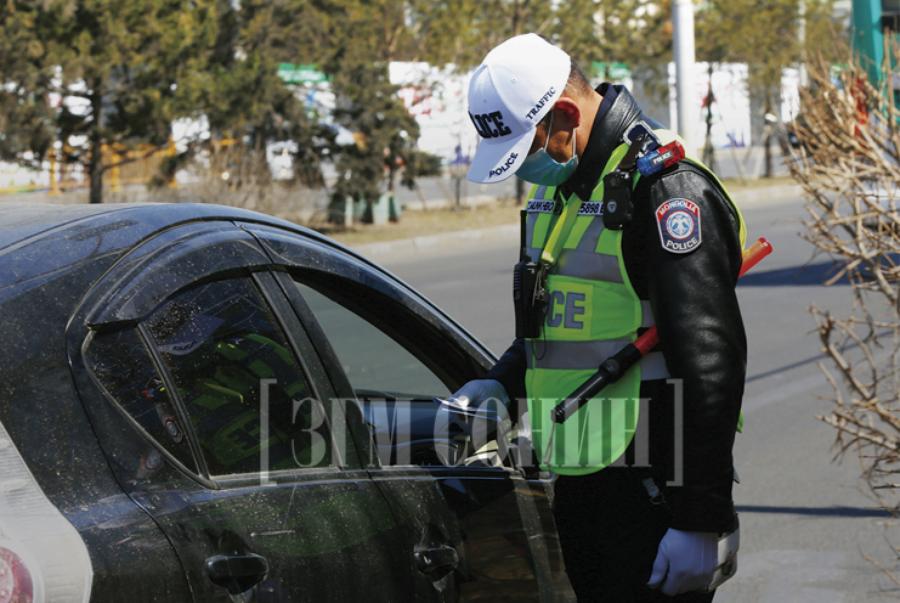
466,33,571,183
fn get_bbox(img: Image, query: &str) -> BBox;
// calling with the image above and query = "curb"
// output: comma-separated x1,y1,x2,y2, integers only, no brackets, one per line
353,223,519,258
400,194,505,211
352,183,803,258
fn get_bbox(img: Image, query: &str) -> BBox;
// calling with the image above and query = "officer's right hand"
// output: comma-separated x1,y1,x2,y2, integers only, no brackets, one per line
441,379,510,412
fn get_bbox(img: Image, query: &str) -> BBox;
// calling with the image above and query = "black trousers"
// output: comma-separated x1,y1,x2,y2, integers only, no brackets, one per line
553,469,715,603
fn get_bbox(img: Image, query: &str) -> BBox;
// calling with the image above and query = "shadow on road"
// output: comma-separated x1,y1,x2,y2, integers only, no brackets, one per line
736,504,891,518
738,261,851,287
745,327,893,383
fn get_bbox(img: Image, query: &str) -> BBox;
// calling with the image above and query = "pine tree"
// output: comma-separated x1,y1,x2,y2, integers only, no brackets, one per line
0,0,220,203
302,0,427,220
168,0,334,190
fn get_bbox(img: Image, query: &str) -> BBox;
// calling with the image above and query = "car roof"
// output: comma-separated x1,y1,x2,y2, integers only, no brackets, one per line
0,201,394,284
0,201,394,309
0,201,328,252
0,203,123,250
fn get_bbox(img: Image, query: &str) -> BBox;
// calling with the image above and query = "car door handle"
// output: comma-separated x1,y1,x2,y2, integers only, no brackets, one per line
414,544,459,578
205,553,269,595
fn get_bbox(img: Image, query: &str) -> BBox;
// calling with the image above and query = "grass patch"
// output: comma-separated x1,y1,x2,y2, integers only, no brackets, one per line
327,201,521,246
721,175,796,191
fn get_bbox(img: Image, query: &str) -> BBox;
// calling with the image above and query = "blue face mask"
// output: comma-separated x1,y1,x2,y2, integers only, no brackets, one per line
516,112,579,186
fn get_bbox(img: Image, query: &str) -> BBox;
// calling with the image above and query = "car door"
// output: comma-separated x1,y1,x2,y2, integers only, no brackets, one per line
244,223,573,602
68,221,418,601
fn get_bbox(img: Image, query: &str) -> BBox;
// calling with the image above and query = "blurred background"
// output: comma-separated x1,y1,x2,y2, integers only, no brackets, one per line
0,0,855,221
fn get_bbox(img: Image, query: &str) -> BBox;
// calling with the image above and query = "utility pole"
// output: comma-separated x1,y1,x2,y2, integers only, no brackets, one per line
672,0,699,157
513,0,525,206
798,0,808,88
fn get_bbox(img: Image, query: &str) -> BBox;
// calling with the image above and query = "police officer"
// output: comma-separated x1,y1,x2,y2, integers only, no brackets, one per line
452,34,747,601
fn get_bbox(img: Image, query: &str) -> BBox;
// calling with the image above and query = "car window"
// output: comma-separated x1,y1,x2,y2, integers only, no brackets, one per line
294,281,450,398
86,327,197,473
144,278,331,477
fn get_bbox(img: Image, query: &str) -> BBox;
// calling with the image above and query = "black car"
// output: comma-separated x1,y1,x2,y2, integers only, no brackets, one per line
0,202,572,602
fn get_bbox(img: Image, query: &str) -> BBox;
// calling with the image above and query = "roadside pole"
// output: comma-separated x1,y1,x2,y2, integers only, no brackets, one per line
673,0,700,157
798,0,807,86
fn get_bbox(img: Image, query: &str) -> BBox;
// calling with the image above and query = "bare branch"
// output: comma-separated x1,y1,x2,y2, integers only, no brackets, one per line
798,44,900,577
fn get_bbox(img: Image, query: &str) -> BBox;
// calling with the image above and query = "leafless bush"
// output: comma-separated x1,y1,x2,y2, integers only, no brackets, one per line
177,142,329,226
790,46,900,510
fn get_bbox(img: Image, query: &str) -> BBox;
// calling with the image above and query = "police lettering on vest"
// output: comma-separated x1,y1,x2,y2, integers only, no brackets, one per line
546,290,586,329
469,111,512,139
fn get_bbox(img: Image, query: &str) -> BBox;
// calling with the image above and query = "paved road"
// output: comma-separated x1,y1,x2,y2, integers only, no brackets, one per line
358,191,900,601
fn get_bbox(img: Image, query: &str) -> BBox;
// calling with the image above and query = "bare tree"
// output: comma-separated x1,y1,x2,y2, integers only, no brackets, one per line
790,44,900,578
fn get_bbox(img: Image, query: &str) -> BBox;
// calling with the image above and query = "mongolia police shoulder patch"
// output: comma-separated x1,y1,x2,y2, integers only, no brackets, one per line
655,198,701,254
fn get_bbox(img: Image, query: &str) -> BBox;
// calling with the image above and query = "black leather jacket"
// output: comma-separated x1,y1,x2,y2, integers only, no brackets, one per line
488,84,746,533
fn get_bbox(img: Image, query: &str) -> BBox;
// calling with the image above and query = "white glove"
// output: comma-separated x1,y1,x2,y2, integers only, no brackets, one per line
436,379,511,466
442,379,509,412
647,528,719,596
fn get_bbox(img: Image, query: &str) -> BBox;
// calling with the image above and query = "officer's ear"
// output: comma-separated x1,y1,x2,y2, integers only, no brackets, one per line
551,97,581,129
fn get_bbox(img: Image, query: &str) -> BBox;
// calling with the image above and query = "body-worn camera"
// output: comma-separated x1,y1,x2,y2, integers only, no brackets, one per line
513,209,549,339
601,170,634,230
513,258,547,339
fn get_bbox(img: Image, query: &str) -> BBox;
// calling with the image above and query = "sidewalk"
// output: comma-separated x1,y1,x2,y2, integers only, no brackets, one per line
1,145,795,211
